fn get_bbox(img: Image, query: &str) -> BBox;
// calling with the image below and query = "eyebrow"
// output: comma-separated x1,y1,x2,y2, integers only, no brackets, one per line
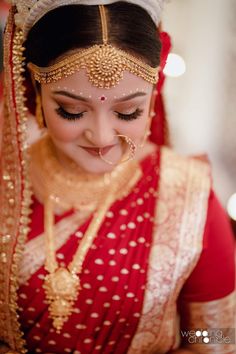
52,90,88,102
52,90,147,102
114,92,147,102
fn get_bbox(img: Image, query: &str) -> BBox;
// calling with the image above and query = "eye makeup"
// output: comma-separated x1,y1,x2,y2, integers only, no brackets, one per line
115,108,143,121
55,105,144,122
56,106,85,121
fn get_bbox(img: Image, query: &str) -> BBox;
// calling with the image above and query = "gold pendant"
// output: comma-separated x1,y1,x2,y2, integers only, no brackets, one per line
43,268,80,333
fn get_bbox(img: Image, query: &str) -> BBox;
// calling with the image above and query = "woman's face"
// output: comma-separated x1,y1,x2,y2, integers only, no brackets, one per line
41,69,154,174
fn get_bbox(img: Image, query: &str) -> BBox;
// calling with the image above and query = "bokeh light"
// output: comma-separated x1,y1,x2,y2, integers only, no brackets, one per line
227,193,236,221
163,53,186,78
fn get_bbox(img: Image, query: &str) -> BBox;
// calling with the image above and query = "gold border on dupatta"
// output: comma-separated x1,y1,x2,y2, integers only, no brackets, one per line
0,8,32,353
181,291,236,354
18,209,92,285
128,147,212,354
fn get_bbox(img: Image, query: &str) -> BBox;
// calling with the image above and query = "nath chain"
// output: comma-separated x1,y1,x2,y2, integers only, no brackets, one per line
98,134,137,165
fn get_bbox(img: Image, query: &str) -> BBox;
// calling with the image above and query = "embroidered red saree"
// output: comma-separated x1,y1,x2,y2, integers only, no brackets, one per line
0,7,235,354
1,142,235,353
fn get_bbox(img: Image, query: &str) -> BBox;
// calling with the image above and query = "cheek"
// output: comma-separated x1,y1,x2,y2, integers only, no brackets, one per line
119,110,149,140
43,105,82,142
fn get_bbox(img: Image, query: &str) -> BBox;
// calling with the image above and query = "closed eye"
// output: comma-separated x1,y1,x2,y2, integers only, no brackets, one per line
115,108,143,121
56,106,86,120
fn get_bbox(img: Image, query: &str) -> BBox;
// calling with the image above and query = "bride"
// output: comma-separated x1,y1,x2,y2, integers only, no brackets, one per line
0,1,235,353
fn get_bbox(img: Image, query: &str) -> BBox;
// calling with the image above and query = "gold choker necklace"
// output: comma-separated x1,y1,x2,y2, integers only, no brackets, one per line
30,135,141,213
29,135,142,332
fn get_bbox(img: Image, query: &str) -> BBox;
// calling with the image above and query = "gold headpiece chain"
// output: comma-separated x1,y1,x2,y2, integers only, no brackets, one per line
27,5,159,89
99,5,108,45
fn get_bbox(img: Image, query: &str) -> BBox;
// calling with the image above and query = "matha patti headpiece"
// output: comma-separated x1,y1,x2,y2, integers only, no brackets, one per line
27,5,160,88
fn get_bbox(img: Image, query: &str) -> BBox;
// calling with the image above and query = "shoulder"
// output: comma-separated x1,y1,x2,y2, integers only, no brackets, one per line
180,189,235,301
158,146,211,203
157,146,214,242
153,146,212,272
160,146,211,178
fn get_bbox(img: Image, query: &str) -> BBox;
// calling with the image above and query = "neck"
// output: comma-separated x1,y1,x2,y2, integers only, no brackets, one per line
29,135,143,213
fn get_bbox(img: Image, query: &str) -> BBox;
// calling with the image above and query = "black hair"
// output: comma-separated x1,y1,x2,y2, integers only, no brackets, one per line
24,2,161,68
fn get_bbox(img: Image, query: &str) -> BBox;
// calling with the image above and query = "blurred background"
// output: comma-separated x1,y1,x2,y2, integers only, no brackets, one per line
161,0,236,230
163,0,236,204
0,0,236,228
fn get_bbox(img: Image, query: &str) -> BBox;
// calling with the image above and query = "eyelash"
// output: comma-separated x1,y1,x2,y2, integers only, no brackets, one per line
56,106,143,122
56,107,85,120
115,108,143,121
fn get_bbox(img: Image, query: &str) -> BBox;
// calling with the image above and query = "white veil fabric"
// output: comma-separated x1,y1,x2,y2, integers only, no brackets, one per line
11,0,166,39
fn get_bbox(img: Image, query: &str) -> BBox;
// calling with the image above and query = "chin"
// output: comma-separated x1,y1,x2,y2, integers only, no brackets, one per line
72,147,123,174
75,158,117,175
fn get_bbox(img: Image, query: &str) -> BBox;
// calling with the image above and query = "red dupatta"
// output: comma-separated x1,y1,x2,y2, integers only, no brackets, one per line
0,8,33,351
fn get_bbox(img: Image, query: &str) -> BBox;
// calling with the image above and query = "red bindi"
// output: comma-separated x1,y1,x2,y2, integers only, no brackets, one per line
99,95,107,102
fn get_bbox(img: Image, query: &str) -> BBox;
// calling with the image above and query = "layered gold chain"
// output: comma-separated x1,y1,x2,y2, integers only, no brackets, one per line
30,135,141,212
29,135,142,332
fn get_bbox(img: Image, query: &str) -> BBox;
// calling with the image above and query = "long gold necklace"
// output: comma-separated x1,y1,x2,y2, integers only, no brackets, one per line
30,135,142,333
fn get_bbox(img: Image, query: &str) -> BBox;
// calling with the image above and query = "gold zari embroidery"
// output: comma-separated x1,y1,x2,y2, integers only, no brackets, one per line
18,210,92,285
181,291,236,354
128,147,212,354
0,11,31,353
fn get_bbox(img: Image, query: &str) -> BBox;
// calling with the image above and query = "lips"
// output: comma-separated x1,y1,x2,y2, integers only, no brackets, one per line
79,145,116,156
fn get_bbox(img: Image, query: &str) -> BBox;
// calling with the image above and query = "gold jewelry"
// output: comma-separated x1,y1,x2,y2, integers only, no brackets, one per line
138,118,152,149
35,93,45,128
98,135,137,165
43,190,115,333
139,91,157,148
27,5,159,89
30,135,141,212
30,135,142,332
141,126,151,148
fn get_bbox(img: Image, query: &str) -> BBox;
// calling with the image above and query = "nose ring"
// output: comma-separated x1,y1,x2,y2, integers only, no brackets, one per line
98,134,137,165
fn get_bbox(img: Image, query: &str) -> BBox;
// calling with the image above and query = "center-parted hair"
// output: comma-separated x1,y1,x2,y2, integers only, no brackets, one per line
24,2,162,68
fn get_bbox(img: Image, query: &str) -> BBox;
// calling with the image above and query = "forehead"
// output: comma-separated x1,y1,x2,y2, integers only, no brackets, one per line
44,69,153,99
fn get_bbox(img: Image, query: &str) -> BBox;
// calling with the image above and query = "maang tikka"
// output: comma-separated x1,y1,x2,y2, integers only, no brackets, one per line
28,5,159,89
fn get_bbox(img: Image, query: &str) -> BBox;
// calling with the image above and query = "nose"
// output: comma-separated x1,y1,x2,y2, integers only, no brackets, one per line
85,113,116,147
